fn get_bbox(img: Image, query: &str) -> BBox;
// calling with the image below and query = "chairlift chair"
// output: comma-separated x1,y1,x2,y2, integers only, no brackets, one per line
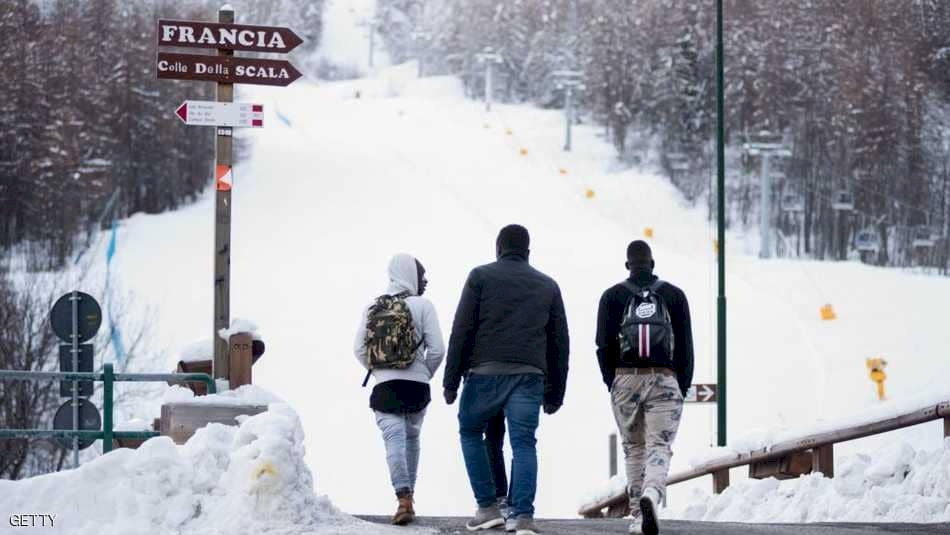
781,193,804,212
831,190,854,211
912,225,935,248
854,228,880,252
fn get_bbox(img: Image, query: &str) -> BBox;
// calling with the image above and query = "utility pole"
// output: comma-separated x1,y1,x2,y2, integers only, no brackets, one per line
213,5,234,382
552,70,584,151
475,48,503,112
743,135,791,259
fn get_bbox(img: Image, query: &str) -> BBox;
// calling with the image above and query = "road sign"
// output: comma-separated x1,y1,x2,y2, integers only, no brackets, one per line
50,292,101,343
685,384,718,403
157,52,302,87
58,344,93,397
53,398,101,450
175,101,264,128
157,19,303,54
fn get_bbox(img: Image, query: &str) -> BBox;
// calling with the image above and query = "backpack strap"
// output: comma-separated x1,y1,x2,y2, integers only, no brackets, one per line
621,279,664,295
620,280,642,295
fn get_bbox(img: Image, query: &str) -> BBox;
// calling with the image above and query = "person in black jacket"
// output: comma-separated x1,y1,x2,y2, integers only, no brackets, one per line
443,224,569,534
595,240,693,535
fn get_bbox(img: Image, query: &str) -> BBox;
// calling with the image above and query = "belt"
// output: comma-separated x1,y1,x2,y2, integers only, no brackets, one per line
615,367,674,377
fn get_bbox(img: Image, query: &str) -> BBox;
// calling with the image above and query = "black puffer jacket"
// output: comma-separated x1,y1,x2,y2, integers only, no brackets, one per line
443,253,570,407
595,270,694,396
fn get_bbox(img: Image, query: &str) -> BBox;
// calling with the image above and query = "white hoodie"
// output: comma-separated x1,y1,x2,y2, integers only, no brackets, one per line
353,253,445,385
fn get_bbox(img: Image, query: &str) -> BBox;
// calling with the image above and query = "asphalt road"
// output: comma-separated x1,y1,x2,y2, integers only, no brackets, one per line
357,516,950,535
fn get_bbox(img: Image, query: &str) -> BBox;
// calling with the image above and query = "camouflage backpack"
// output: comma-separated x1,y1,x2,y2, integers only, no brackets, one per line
362,292,422,386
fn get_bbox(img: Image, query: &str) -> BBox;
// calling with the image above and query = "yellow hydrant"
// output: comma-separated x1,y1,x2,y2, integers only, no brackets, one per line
866,358,887,401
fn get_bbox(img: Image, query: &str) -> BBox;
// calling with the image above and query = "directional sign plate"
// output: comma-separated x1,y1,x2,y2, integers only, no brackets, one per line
53,398,101,450
59,344,94,398
175,101,264,127
50,292,102,344
157,19,303,53
684,384,718,403
157,52,302,87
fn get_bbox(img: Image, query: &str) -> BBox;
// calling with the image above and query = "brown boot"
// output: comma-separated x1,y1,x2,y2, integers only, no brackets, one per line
392,493,415,525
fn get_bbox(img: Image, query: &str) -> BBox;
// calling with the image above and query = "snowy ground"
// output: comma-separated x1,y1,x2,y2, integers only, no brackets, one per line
0,390,433,534
52,62,946,524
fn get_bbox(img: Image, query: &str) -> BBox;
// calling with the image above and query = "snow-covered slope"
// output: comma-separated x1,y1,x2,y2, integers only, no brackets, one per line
87,65,950,520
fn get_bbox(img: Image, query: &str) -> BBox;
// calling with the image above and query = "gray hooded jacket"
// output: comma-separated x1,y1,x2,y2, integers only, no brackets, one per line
354,253,445,385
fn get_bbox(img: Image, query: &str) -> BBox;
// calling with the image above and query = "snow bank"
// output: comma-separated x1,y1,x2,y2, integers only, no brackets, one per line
0,401,420,534
161,384,284,407
671,439,950,523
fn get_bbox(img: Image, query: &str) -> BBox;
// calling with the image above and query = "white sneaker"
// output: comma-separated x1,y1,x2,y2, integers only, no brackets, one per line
505,517,517,532
638,488,660,535
628,514,643,535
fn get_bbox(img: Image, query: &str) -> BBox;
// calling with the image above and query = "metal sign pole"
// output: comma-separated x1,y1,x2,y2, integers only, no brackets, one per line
70,291,79,467
715,0,727,448
213,5,234,384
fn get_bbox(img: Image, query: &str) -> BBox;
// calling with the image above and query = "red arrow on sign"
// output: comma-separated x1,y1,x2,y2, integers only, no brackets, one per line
175,102,188,123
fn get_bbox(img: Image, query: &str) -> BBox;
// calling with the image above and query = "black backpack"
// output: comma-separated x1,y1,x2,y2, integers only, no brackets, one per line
618,280,674,362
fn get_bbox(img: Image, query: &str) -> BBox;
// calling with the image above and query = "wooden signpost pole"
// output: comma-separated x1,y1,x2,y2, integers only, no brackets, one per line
156,12,302,385
213,5,234,382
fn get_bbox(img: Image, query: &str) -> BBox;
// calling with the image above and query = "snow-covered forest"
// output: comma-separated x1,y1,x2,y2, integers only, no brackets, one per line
0,0,324,271
380,0,950,270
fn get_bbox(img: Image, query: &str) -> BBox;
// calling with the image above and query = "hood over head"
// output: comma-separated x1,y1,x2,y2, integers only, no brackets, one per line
387,253,419,296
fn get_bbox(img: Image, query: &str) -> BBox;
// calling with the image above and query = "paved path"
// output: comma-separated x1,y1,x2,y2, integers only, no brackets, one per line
358,516,950,535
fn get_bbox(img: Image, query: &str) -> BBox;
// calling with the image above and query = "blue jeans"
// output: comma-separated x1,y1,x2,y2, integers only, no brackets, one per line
459,374,543,519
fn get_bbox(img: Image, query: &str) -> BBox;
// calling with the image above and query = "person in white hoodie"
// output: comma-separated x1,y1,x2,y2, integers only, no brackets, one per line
354,253,445,525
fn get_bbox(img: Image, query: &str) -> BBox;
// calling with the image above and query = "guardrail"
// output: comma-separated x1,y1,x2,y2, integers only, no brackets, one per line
579,399,950,518
0,364,216,454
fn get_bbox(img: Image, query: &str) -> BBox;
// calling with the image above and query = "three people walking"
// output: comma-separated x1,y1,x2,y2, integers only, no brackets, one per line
354,232,693,535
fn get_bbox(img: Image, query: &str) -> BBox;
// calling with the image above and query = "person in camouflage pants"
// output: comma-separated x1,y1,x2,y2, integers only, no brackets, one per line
611,372,683,515
596,241,694,535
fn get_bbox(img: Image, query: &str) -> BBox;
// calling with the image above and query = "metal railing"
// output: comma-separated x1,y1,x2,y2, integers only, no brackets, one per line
579,399,950,518
0,364,216,454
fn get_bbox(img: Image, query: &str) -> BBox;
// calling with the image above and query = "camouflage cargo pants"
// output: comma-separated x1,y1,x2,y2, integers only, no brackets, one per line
610,372,683,514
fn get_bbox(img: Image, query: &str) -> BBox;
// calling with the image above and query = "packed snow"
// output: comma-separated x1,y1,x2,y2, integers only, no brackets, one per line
0,400,432,534
671,439,950,523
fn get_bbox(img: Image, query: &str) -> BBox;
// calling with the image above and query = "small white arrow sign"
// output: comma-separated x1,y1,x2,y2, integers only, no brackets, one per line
684,384,718,403
175,100,264,128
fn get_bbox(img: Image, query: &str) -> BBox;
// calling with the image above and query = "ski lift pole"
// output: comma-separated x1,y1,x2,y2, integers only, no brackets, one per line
476,48,502,112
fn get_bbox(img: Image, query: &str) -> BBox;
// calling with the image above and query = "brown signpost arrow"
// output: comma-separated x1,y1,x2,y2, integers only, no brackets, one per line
157,19,303,54
157,52,302,87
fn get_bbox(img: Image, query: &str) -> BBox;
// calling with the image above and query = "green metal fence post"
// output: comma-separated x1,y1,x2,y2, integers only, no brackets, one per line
102,363,114,454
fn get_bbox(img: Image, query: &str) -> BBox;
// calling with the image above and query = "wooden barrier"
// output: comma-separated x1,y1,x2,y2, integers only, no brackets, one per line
160,402,267,444
579,399,950,518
